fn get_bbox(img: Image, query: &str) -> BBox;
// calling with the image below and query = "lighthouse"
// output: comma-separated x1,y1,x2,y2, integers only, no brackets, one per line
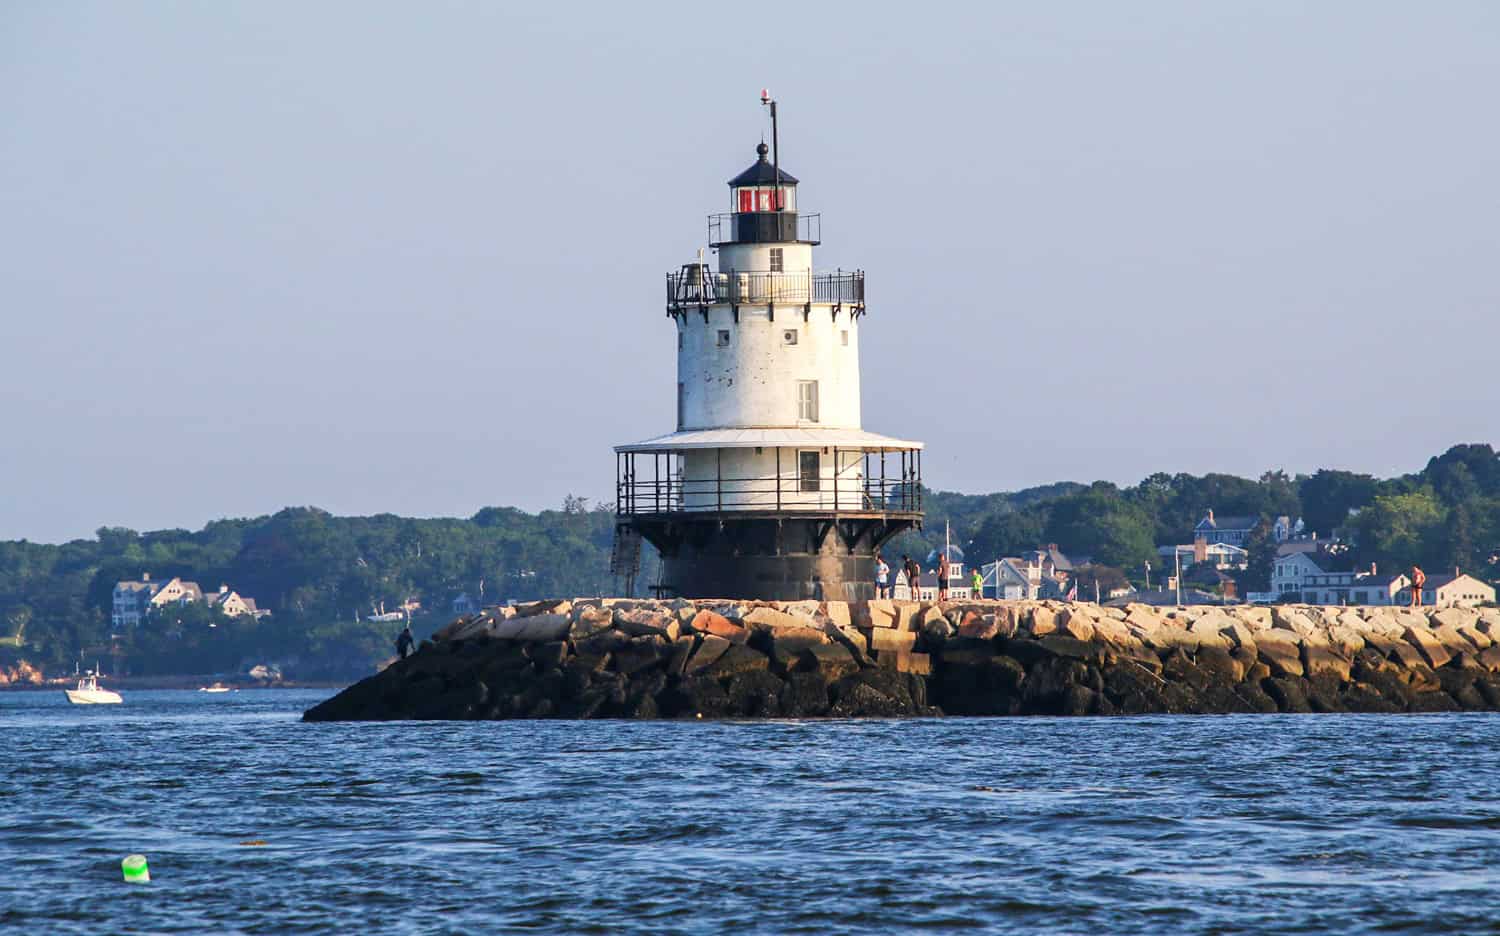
614,97,924,601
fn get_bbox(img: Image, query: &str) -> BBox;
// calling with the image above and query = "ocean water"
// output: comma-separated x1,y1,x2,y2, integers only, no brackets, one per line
3,690,1500,934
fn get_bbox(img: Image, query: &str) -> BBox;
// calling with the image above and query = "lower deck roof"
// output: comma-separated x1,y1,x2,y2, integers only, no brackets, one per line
615,427,925,453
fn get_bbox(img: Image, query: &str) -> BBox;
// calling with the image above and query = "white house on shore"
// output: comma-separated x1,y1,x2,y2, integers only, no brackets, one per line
112,574,203,628
1397,572,1496,609
112,573,267,627
1270,554,1495,608
204,586,270,619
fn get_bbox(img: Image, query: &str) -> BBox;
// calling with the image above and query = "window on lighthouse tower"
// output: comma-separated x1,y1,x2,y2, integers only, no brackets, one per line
797,380,819,422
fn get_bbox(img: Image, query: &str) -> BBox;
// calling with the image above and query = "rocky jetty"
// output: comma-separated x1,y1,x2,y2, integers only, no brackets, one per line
303,598,1500,721
0,660,44,687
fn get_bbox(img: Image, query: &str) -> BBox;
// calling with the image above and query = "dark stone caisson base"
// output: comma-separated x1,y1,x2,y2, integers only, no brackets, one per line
662,554,877,602
627,514,918,602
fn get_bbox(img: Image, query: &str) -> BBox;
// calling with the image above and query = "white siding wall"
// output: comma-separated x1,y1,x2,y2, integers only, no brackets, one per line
677,304,861,430
718,243,813,274
681,446,867,511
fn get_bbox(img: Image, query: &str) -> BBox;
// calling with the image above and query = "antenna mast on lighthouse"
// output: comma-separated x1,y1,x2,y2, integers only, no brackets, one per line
761,89,781,211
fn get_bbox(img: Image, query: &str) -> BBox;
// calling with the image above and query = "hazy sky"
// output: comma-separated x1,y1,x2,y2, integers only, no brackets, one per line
3,1,1497,543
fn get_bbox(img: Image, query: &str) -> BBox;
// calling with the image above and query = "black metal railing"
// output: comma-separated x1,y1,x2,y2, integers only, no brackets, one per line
708,212,820,246
615,449,921,518
617,476,921,516
666,268,864,309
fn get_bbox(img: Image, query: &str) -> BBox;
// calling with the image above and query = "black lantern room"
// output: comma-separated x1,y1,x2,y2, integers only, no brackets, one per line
715,143,810,246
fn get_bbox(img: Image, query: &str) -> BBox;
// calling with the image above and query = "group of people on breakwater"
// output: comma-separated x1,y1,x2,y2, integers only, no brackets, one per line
875,552,980,602
307,597,1500,722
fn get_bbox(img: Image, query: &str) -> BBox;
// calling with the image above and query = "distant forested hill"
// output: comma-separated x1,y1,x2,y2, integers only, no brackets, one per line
2,445,1495,677
0,501,624,676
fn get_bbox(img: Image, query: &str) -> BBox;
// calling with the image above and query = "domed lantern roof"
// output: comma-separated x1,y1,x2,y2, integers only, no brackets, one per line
727,142,799,187
727,142,799,215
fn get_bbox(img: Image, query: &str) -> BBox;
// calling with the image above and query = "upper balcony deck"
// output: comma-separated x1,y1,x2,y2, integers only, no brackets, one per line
667,267,863,312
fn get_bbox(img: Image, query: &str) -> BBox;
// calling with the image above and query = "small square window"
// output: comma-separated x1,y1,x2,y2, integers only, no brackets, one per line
783,329,798,345
770,247,784,273
716,329,731,347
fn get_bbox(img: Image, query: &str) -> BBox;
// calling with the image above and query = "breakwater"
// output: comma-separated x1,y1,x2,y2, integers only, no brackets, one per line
303,598,1500,721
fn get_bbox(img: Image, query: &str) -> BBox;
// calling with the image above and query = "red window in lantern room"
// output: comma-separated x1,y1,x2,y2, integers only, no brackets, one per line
738,188,784,212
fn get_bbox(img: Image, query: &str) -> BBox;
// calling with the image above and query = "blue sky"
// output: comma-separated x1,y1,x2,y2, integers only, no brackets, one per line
2,1,1497,542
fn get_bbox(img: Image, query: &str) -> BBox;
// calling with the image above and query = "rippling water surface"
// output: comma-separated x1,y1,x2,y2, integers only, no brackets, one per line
4,689,1500,933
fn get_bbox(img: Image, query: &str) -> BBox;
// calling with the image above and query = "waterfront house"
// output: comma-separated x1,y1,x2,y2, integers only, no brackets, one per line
205,586,270,619
973,548,1076,600
112,574,203,628
1194,509,1258,546
1272,515,1307,543
149,577,204,609
111,575,157,628
1396,572,1495,609
971,558,1038,600
1024,545,1075,577
1157,540,1249,571
1267,553,1490,607
112,573,268,626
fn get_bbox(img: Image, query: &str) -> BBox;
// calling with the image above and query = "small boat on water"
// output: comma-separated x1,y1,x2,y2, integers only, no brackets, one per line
65,664,122,705
199,683,233,693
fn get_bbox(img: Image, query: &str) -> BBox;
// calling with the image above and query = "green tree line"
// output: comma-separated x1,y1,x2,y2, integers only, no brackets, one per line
881,445,1500,592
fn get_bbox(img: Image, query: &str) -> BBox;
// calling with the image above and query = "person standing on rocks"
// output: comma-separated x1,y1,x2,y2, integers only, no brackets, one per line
1409,565,1426,607
395,624,415,660
902,555,920,601
971,566,984,599
937,550,951,602
875,553,891,599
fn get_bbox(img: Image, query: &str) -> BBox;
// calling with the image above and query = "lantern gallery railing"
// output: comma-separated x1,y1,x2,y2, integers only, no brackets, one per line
708,211,820,247
667,268,864,311
615,448,922,518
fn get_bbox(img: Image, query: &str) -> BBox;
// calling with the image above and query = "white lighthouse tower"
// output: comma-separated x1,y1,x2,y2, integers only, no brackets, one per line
615,97,924,601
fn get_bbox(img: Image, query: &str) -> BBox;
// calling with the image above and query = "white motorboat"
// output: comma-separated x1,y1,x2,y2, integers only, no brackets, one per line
65,665,122,705
199,684,233,693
